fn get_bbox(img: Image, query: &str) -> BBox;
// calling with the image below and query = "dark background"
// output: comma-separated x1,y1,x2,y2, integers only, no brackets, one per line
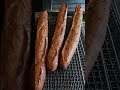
33,0,43,12
0,0,4,33
115,0,120,13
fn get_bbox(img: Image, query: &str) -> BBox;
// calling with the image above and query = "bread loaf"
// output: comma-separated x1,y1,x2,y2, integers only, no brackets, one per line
47,4,68,72
34,11,48,90
59,5,83,69
85,0,111,80
0,0,31,89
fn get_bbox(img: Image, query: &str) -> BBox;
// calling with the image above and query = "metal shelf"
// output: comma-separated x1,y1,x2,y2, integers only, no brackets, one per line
35,13,85,90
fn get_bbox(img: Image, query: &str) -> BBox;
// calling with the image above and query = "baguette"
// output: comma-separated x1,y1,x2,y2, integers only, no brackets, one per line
0,0,31,89
85,0,111,80
47,4,68,72
35,11,48,90
59,5,83,69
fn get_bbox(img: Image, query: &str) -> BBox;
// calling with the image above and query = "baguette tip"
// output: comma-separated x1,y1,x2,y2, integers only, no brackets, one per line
76,4,82,8
60,4,68,10
46,63,58,72
39,11,48,15
75,4,83,13
75,4,82,11
47,67,57,72
59,62,69,70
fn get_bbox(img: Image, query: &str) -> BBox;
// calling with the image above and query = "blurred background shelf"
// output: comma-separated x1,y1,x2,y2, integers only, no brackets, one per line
43,0,85,12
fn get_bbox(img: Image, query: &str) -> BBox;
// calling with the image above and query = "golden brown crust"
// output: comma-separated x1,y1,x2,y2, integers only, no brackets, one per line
35,11,48,90
59,5,83,69
46,4,68,72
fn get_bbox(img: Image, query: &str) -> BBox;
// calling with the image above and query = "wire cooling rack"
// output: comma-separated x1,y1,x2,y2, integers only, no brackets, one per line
35,12,85,90
86,0,120,90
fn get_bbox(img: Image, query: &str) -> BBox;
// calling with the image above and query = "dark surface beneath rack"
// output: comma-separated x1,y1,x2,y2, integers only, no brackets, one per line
35,13,85,90
86,0,120,90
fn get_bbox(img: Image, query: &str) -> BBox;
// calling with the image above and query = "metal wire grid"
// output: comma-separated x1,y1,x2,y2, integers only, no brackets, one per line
86,1,120,90
35,13,85,90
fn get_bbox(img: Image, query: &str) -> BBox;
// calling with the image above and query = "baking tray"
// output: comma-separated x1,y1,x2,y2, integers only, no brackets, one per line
35,12,85,90
86,0,120,89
